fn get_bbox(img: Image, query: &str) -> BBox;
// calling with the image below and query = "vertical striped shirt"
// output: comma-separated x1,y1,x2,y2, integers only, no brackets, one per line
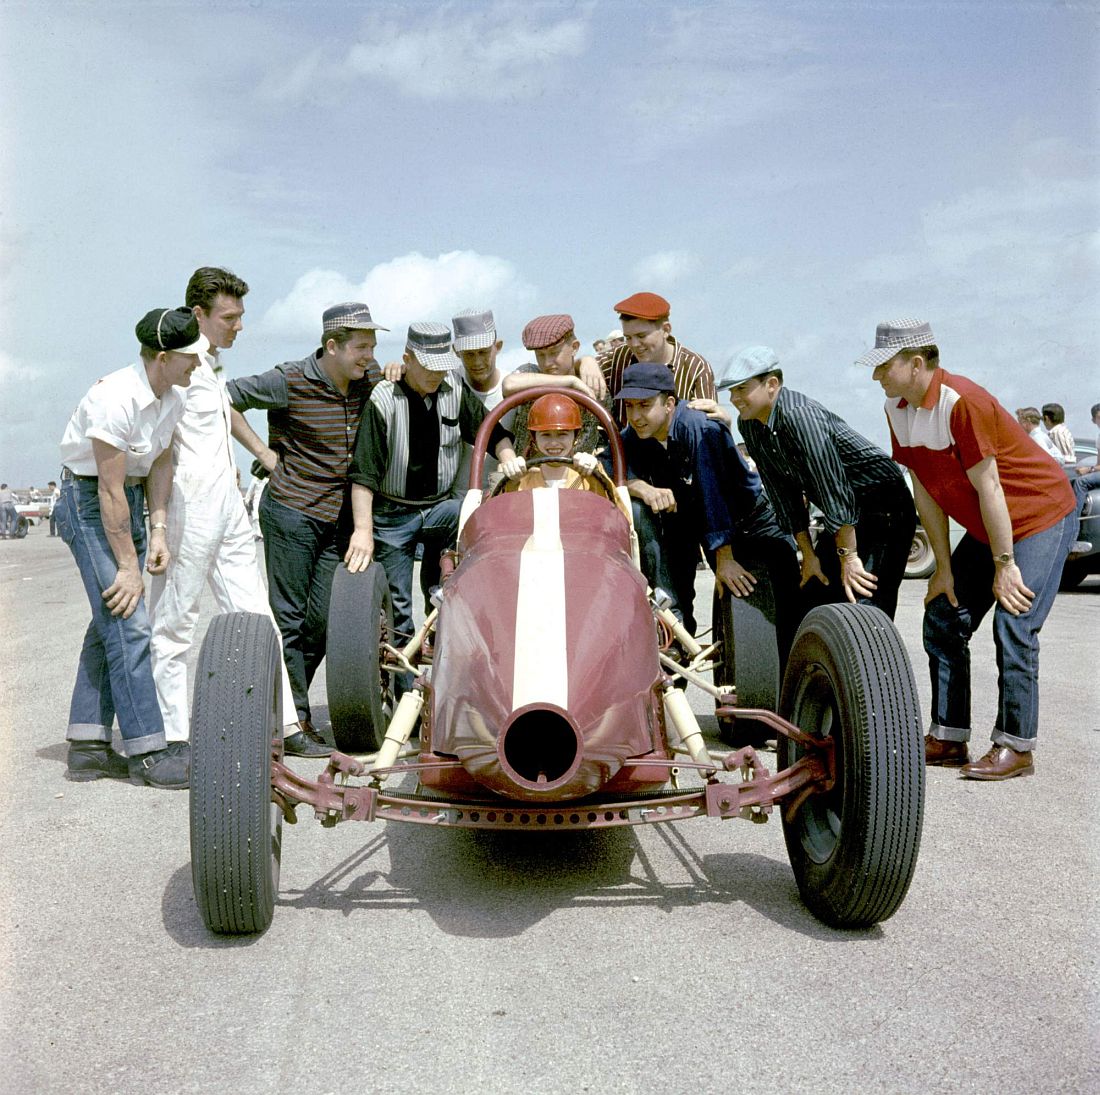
600,337,716,426
226,350,374,523
739,386,905,536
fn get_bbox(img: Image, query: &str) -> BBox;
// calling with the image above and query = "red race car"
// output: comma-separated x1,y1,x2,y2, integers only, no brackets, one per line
189,389,925,935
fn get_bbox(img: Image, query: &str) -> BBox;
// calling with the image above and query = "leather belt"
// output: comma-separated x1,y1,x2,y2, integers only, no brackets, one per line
61,467,143,487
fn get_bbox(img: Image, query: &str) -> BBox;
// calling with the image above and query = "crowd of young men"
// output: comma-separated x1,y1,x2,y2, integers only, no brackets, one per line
54,274,1084,790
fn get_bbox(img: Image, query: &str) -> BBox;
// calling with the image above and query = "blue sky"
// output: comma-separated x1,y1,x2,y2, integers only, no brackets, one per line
2,0,1097,484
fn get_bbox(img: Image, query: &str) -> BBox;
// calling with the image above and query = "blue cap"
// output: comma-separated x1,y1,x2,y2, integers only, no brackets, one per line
713,345,780,391
613,362,677,400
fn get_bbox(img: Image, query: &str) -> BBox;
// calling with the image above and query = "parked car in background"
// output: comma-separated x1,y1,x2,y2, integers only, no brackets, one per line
1063,442,1100,590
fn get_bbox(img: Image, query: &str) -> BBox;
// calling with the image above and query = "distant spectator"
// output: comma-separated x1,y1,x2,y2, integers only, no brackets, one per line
1015,407,1064,461
592,338,608,355
605,328,625,348
48,480,60,536
0,483,18,538
1041,403,1076,464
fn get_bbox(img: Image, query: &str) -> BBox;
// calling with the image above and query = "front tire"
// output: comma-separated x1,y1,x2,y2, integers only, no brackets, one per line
190,612,282,935
326,563,394,753
777,604,924,928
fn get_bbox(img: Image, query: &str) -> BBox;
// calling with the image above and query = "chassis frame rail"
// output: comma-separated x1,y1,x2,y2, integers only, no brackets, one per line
270,726,835,832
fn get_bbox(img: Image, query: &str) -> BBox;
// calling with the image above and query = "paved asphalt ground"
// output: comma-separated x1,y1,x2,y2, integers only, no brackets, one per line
1,524,1097,1094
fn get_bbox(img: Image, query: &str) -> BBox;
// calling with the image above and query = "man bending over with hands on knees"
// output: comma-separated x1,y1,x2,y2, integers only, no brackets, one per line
56,307,208,789
862,318,1077,781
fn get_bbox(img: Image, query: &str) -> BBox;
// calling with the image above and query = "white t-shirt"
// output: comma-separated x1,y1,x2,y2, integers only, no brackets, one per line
59,363,186,477
456,375,505,491
172,352,235,478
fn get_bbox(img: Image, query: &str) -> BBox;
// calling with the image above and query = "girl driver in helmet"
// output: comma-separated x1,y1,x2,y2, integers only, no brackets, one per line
504,393,615,500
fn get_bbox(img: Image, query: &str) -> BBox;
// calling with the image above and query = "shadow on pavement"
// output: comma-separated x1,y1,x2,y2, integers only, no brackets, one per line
161,863,267,949
271,818,879,942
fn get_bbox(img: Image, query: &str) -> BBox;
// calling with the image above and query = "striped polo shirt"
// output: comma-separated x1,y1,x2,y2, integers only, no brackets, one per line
739,386,906,536
600,337,716,426
227,351,374,523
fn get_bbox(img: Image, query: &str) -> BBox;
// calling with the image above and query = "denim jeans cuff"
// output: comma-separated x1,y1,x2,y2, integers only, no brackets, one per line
124,731,168,756
992,730,1036,752
66,722,112,743
929,722,970,743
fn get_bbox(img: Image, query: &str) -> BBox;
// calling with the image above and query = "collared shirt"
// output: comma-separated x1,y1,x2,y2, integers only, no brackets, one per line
1027,426,1064,462
1046,421,1076,464
227,350,374,523
59,362,186,477
172,351,234,477
739,386,904,537
619,401,779,552
350,376,510,504
508,363,613,457
600,337,716,427
887,368,1076,543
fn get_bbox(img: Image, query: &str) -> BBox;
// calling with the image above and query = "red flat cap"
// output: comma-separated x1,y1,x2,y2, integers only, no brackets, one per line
613,292,670,321
522,313,575,350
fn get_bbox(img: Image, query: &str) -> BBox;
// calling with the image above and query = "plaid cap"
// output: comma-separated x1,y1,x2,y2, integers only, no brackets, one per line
614,362,677,400
614,292,670,321
714,345,780,391
522,314,575,350
854,318,936,369
452,307,497,352
135,307,209,356
406,321,461,372
322,301,389,333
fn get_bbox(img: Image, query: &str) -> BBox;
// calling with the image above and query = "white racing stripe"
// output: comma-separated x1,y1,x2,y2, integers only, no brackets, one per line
511,489,568,710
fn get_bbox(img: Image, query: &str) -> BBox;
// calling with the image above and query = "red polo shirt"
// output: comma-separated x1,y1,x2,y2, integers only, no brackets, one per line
886,368,1075,544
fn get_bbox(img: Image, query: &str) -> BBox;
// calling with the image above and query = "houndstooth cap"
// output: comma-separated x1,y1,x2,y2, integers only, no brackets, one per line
406,321,461,372
322,302,389,334
854,318,936,369
452,308,497,352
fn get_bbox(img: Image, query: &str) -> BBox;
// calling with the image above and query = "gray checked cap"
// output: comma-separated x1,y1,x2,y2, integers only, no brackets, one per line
322,301,389,333
854,318,936,369
406,321,461,372
452,308,497,352
714,345,780,391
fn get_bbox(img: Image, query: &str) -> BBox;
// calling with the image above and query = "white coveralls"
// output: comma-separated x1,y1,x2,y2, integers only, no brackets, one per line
149,353,296,741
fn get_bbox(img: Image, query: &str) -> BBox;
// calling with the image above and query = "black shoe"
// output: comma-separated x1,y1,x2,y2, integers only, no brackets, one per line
128,746,189,789
65,741,130,782
283,722,332,758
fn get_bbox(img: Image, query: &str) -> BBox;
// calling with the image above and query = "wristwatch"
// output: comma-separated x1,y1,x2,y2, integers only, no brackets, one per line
992,552,1014,566
150,522,168,531
836,546,857,558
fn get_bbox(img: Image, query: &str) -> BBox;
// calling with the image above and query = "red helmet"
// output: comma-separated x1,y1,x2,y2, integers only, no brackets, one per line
528,393,582,432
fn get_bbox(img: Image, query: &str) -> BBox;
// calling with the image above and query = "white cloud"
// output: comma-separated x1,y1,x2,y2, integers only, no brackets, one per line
632,250,700,285
258,5,591,102
0,349,41,386
257,250,538,339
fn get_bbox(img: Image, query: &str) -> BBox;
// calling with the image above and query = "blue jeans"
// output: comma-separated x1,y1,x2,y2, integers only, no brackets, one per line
56,479,166,756
258,492,346,722
0,501,17,536
373,496,460,692
632,500,701,634
923,511,1077,750
803,479,916,621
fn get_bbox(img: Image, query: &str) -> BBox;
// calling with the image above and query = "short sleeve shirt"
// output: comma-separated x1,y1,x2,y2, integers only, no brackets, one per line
172,352,234,477
886,368,1075,543
59,363,186,477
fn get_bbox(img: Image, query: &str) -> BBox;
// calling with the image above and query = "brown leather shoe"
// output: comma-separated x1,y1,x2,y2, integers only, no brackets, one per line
960,745,1034,781
924,735,969,767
